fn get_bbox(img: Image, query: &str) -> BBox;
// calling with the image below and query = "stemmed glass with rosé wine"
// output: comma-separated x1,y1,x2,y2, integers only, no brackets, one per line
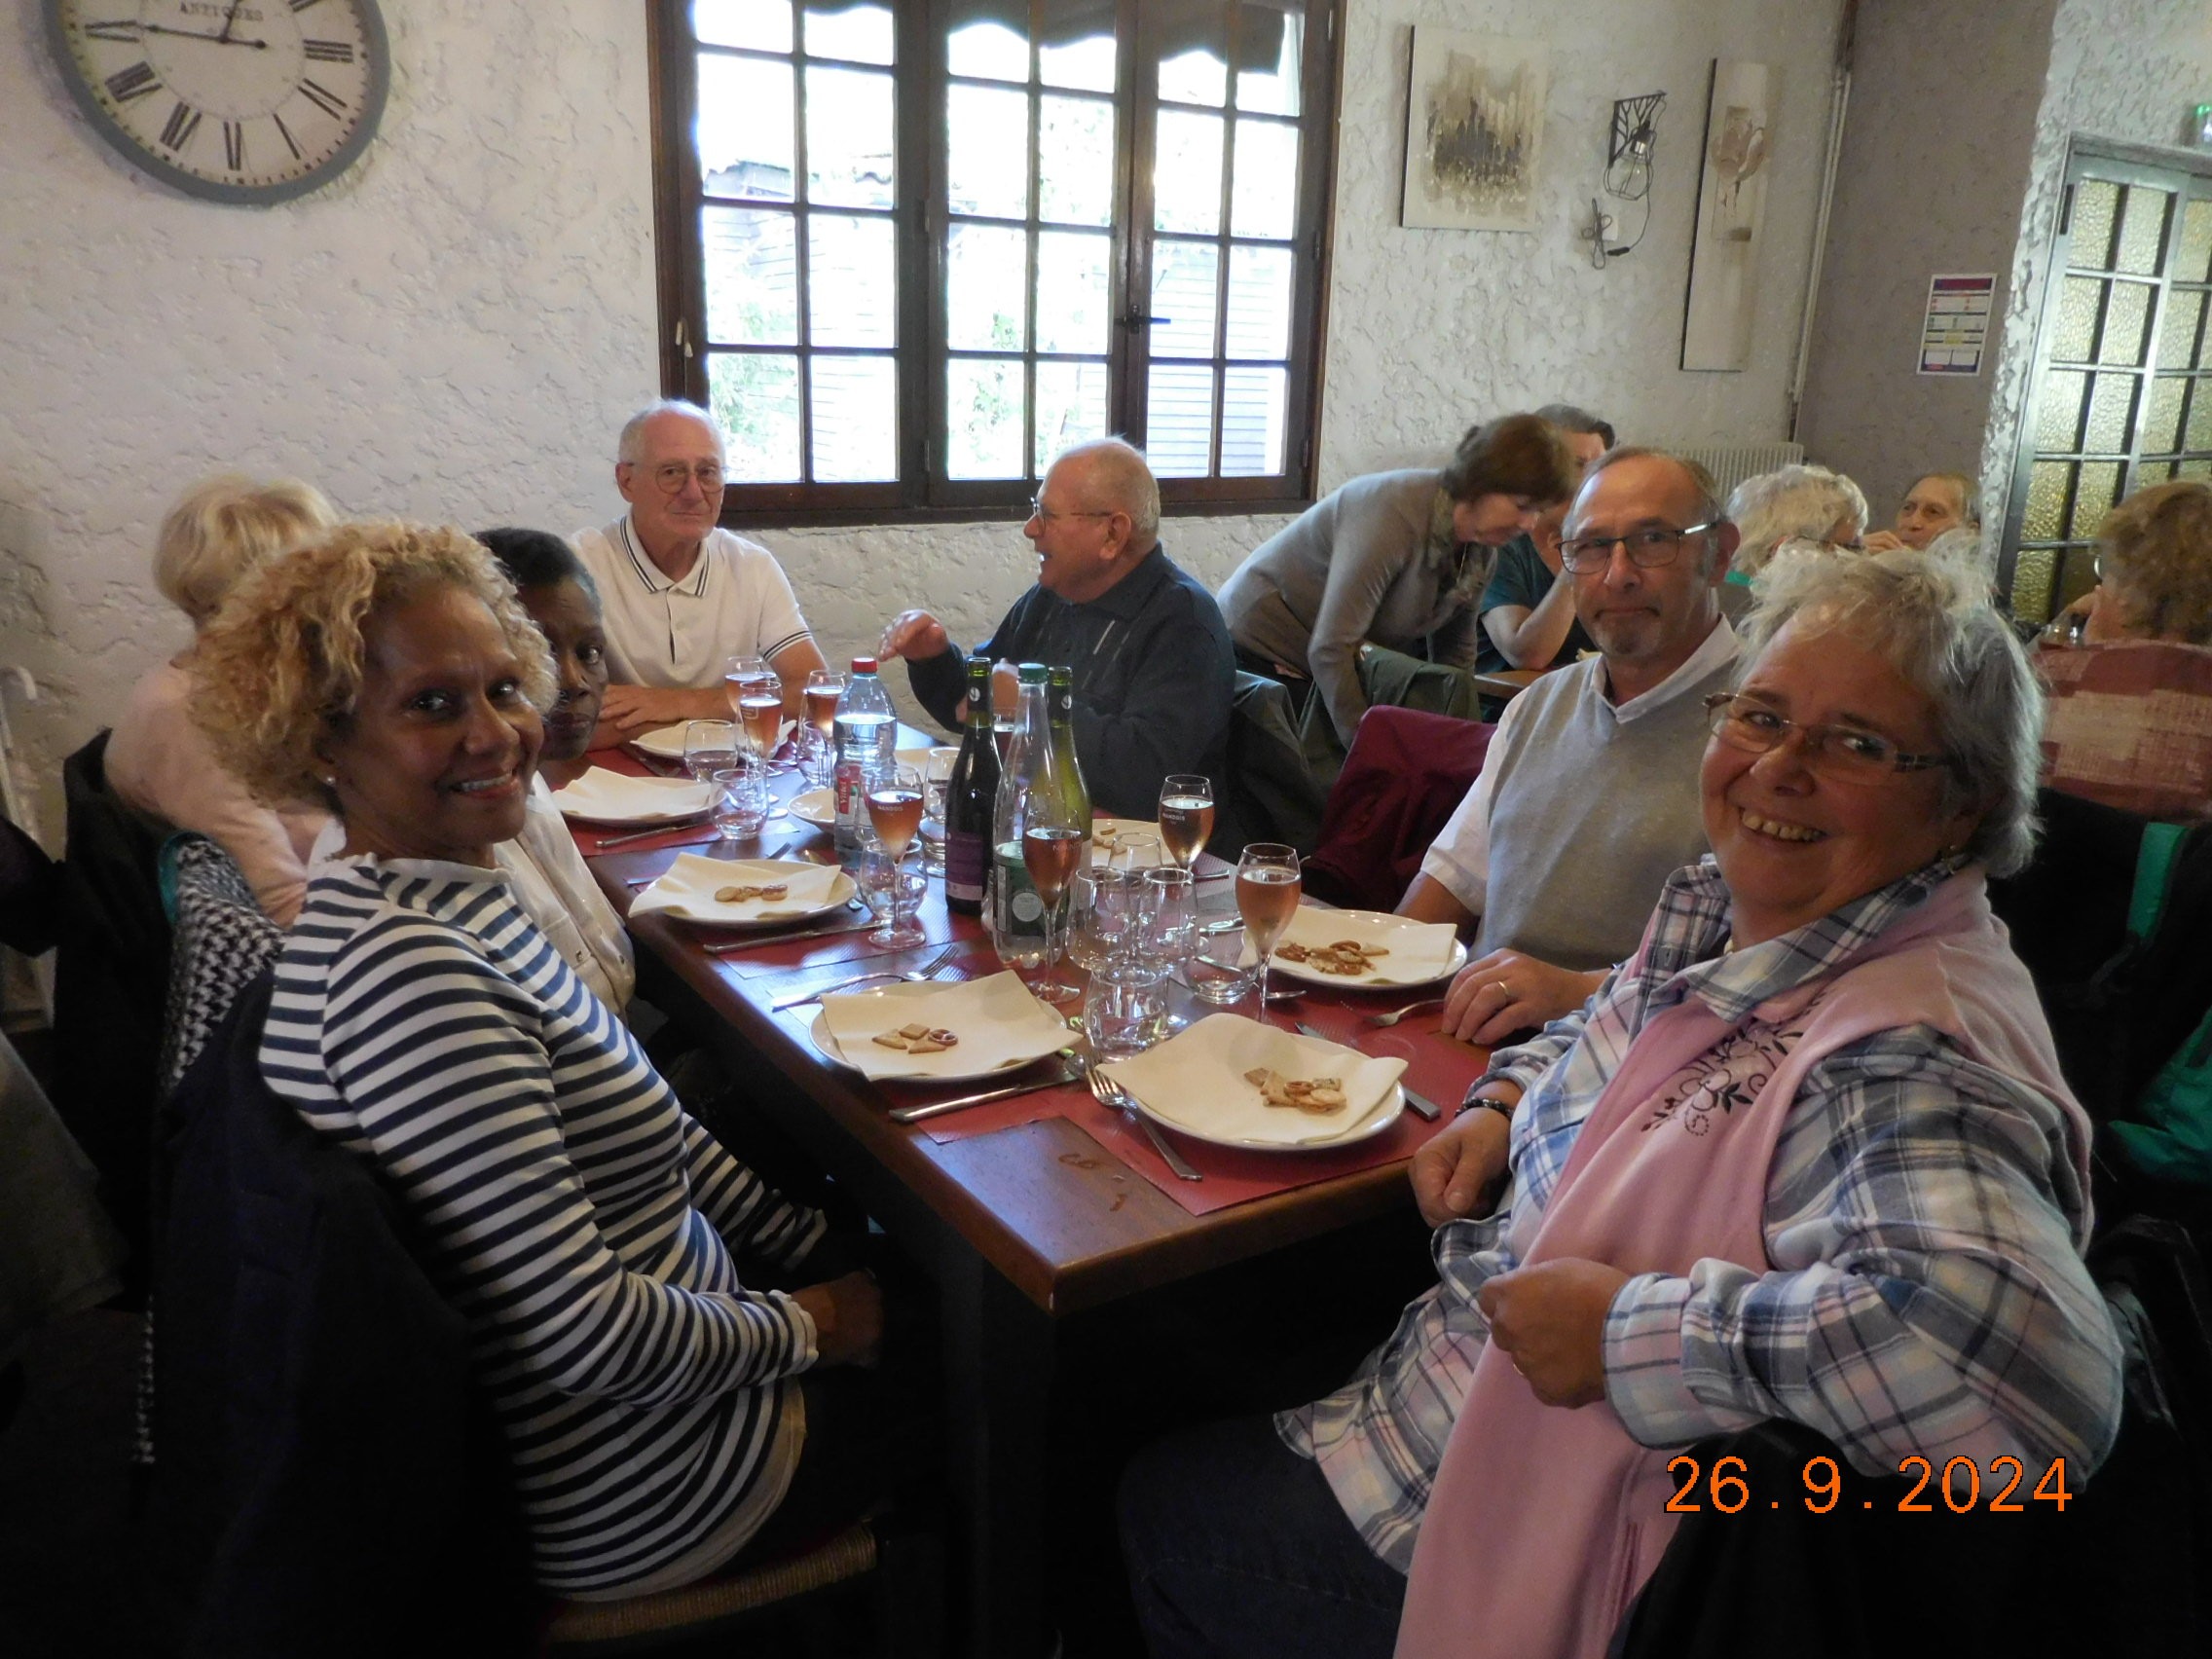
1157,775,1215,870
863,763,928,947
1018,793,1086,1005
1235,843,1302,1021
724,654,784,761
799,668,845,786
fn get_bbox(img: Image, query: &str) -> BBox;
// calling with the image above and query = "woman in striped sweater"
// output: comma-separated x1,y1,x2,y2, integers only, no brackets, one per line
191,520,885,1600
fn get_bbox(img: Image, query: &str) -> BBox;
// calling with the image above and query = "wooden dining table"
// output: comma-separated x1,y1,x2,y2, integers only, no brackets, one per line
573,732,1488,1655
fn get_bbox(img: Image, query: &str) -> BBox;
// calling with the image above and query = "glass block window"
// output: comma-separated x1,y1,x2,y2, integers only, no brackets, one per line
2005,155,2212,624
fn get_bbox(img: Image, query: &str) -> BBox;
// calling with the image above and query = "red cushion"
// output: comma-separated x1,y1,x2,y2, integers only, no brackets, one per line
1303,707,1494,912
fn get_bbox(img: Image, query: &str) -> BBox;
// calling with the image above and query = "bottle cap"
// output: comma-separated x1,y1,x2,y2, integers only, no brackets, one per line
1017,663,1048,684
850,656,878,674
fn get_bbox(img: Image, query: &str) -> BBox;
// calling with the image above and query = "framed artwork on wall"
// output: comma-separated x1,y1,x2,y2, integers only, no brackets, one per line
1400,28,1548,233
1681,58,1774,370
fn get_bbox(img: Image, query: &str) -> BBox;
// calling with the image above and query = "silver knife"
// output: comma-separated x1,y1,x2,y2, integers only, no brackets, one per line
704,907,875,954
594,818,713,852
890,1064,1080,1123
1295,1020,1441,1122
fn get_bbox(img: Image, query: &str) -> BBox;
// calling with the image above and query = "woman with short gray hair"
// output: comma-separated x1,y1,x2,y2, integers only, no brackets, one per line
1725,463,1869,578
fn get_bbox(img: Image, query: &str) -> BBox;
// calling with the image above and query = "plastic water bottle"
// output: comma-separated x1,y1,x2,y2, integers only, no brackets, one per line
832,656,897,861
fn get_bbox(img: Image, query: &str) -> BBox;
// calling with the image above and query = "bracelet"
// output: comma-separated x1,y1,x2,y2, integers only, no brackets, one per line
1459,1092,1515,1123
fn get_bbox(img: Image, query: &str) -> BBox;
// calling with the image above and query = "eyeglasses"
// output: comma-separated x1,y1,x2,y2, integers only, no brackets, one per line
636,461,725,495
1559,523,1716,572
1704,693,1949,780
1029,496,1115,525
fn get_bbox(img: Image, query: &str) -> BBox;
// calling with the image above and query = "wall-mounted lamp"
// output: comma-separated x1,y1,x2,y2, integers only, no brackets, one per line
1583,92,1666,268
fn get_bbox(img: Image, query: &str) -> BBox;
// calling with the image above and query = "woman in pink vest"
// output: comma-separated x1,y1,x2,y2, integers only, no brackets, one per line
1119,545,2123,1659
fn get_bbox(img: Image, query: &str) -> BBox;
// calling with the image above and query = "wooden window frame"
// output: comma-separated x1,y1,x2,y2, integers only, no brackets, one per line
646,0,1344,530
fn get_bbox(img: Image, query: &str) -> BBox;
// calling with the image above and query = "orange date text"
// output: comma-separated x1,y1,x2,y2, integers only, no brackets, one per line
1664,1454,2073,1515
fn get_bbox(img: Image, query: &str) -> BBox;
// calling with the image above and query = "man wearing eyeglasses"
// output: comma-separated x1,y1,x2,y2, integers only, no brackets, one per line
571,400,828,739
879,437,1235,822
1398,449,1742,1073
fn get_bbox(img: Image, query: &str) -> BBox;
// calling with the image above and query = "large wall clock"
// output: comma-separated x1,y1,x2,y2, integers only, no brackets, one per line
44,0,390,205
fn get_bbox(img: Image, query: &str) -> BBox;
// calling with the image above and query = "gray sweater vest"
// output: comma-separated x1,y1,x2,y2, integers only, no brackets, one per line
1477,651,1739,972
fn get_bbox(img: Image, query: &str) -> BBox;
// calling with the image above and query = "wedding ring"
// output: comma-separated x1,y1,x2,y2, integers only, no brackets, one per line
1493,979,1510,996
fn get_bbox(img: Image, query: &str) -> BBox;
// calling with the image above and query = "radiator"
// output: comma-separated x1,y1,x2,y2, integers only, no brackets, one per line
1676,442,1806,498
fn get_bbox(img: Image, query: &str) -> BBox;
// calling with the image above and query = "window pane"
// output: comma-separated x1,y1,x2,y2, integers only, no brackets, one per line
703,206,797,344
2083,373,2136,453
1225,244,1292,358
1235,0,1301,115
2009,547,2057,625
1039,2,1114,92
710,352,801,482
2158,290,2204,370
2036,369,2086,451
1160,49,1227,107
803,3,892,63
2179,198,2212,284
2072,461,2121,535
2182,458,2212,479
2117,185,2172,276
1155,110,1225,234
1035,231,1110,353
2050,276,2100,363
699,55,793,202
1220,365,1287,475
2100,281,2150,365
695,0,792,53
805,66,894,207
2188,381,2212,450
1151,240,1220,357
1035,359,1108,471
1147,364,1215,476
948,84,1030,219
1231,119,1299,239
948,17,1027,81
2021,461,2070,539
808,214,896,347
2069,180,2120,270
1040,94,1114,227
947,223,1027,350
811,355,897,481
947,357,1026,478
2143,375,2187,453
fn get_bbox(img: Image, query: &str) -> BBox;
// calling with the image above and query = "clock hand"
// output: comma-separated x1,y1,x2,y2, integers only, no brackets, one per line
135,21,267,47
217,0,246,46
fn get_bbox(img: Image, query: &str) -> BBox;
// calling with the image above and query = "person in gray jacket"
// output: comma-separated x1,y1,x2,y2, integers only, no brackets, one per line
1216,414,1578,745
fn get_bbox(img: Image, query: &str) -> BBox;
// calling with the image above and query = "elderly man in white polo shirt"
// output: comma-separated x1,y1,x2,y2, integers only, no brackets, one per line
573,400,828,738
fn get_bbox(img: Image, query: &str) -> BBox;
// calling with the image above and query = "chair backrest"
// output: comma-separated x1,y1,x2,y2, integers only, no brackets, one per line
1304,706,1494,913
1225,672,1331,854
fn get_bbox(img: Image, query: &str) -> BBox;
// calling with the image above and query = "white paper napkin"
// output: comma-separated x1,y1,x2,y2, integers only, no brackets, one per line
819,972,1071,1081
631,724,695,760
1089,818,1164,868
630,855,845,924
1100,1014,1406,1147
1273,908,1461,987
551,767,713,824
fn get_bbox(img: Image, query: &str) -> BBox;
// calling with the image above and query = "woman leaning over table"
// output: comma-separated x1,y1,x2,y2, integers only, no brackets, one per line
107,473,338,924
190,521,890,1600
1119,544,2123,1659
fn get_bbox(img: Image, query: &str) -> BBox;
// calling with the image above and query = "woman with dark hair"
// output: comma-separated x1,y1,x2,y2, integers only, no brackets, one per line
1216,415,1579,744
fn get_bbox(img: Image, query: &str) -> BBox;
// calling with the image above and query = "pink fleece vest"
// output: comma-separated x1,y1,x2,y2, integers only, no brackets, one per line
1393,872,2087,1659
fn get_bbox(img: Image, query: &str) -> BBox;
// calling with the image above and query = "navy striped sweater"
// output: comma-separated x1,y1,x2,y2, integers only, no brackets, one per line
261,857,827,1596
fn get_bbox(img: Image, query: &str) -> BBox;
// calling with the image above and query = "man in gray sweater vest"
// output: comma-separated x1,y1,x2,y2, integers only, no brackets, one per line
1399,449,1742,1080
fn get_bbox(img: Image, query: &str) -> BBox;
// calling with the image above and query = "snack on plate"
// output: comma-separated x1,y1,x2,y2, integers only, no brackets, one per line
1241,1065,1348,1114
1276,939,1390,977
870,1022,961,1055
714,882,791,903
1092,821,1123,848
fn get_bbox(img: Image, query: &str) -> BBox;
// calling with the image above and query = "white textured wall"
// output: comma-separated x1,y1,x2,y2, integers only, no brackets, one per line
1982,0,2212,546
1317,0,1845,486
0,0,1845,836
1793,0,2058,524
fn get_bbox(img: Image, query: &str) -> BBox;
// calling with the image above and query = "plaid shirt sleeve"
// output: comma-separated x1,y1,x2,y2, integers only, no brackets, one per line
1472,964,1620,1100
1603,1027,2124,1477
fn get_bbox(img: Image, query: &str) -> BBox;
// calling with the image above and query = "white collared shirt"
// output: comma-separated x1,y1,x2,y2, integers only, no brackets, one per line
1420,616,1741,911
571,515,813,689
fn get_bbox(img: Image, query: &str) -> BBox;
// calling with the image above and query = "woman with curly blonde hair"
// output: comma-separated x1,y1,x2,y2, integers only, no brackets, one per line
2040,479,2212,817
193,521,891,1600
107,473,337,923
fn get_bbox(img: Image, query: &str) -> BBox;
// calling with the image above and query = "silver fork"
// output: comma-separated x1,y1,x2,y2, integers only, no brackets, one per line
1088,1065,1202,1182
769,942,964,1011
1366,996,1446,1028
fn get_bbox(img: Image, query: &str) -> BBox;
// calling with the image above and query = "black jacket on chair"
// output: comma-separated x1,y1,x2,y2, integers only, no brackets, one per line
147,970,531,1658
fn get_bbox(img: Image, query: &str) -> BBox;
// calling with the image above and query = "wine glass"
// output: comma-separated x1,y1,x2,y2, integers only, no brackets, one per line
1235,843,1302,1021
1019,793,1086,1004
726,655,784,761
1157,775,1216,870
864,764,927,946
682,719,738,784
799,668,845,786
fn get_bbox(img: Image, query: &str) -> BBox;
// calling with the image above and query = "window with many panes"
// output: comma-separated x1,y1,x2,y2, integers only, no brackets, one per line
648,0,1339,521
2003,146,2212,623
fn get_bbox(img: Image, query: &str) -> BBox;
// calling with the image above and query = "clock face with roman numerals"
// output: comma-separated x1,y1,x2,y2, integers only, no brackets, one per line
45,0,388,204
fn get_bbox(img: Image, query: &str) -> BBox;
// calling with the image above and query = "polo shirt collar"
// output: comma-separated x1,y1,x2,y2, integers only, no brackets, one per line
617,514,712,600
1604,613,1740,725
